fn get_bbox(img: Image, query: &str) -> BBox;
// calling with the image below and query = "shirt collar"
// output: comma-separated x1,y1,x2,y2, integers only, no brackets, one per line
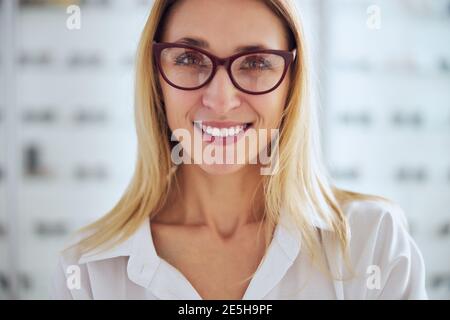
77,217,159,286
77,236,133,264
77,205,334,291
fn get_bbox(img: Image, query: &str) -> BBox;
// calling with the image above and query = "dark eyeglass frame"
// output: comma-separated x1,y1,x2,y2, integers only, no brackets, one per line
153,41,297,95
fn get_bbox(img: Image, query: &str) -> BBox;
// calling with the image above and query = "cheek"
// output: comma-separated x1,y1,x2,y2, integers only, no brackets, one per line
161,81,198,129
251,92,286,127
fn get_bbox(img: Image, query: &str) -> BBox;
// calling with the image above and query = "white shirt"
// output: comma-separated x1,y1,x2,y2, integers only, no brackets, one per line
50,199,428,299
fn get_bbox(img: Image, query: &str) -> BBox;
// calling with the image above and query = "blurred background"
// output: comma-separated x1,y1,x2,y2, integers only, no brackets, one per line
0,0,449,299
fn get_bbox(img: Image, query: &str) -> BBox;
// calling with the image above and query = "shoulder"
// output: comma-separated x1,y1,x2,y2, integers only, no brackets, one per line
50,232,92,299
57,230,95,268
340,197,414,260
334,196,427,299
343,197,410,238
51,230,129,299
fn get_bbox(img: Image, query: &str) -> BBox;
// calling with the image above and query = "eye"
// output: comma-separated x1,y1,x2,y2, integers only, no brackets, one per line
174,52,207,66
240,56,272,70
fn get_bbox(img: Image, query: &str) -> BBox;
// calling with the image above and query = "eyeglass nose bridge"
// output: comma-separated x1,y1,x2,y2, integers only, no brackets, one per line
207,56,235,85
215,56,230,67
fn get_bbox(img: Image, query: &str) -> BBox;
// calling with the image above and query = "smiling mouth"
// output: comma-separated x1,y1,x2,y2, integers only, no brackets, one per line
193,121,253,138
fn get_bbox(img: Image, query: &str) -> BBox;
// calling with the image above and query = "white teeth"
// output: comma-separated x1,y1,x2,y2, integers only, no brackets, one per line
220,128,228,137
194,122,249,138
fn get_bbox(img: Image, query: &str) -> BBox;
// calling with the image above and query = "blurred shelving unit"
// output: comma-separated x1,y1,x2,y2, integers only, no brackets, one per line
0,0,6,299
1,0,152,299
1,0,20,300
318,0,450,299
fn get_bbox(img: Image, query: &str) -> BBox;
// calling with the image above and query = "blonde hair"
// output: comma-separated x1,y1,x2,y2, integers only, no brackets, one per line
69,0,388,281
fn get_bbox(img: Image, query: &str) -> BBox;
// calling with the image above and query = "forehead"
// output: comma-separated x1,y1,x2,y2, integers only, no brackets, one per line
160,0,290,55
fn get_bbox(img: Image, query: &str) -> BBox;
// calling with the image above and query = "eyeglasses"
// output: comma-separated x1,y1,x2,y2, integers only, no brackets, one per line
153,41,296,95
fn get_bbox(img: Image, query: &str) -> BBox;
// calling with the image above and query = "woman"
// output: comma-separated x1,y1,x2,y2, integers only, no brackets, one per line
51,0,427,299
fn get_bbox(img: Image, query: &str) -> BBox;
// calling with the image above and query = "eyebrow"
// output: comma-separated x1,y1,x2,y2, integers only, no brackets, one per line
174,37,269,53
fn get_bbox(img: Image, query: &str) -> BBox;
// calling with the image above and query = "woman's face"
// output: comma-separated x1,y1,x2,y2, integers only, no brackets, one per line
159,0,292,175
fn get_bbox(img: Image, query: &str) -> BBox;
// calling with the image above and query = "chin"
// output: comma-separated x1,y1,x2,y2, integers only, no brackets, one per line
197,163,247,175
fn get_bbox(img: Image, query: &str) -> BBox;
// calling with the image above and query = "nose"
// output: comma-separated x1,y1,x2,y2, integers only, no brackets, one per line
202,66,241,114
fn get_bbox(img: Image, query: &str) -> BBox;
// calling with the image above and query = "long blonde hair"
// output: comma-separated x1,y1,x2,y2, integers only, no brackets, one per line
70,0,386,277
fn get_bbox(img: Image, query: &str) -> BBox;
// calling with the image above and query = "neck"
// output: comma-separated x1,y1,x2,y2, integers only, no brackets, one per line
156,164,266,238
